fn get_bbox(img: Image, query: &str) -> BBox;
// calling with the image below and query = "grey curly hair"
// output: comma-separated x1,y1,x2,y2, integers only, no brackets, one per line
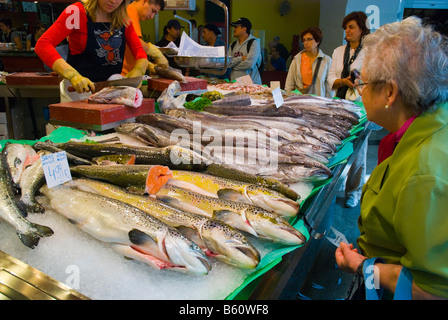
362,16,448,114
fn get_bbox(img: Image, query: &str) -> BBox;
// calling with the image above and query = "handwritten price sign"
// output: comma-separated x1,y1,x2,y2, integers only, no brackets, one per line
41,151,72,188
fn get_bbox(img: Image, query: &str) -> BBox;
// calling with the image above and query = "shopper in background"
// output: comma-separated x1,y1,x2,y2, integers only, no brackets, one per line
228,17,262,84
328,11,370,208
26,22,46,51
121,0,168,76
189,19,198,42
266,44,286,72
201,23,224,47
285,27,332,97
0,18,23,50
36,0,148,102
336,17,448,300
156,19,183,48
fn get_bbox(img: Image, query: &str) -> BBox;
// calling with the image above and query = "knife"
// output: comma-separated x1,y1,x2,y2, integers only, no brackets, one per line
67,76,142,93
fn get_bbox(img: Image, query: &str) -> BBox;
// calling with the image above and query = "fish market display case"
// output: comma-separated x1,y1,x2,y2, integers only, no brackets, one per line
0,99,370,300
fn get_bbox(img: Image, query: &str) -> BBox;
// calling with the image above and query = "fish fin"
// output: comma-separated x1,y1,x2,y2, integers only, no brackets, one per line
145,165,173,195
18,201,45,214
17,223,53,249
128,229,157,246
125,154,136,165
217,189,247,202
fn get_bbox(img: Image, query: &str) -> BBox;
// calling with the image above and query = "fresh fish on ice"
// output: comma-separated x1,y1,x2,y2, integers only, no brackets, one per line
0,149,53,248
67,178,260,269
40,184,211,275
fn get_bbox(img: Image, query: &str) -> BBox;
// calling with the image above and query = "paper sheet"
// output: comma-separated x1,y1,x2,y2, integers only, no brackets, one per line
178,32,225,57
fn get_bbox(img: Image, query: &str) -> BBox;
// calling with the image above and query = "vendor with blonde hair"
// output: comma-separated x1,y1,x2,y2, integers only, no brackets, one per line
36,0,148,102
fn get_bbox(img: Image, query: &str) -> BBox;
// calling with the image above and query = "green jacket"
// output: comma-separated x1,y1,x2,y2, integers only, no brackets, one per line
358,102,448,298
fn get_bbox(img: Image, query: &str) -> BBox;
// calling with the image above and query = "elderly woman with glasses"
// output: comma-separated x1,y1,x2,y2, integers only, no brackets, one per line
335,17,448,300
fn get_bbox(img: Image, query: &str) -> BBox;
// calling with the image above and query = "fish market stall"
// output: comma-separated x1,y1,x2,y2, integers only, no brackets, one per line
0,85,369,299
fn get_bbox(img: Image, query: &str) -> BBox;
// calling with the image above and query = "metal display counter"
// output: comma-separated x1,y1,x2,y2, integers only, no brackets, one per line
248,122,372,299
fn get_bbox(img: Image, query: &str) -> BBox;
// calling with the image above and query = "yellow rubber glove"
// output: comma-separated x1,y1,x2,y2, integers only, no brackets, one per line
52,58,95,93
147,61,157,76
147,42,169,67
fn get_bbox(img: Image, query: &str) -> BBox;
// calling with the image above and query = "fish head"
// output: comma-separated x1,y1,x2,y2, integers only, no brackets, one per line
3,143,38,185
200,220,260,269
163,228,211,275
246,185,300,219
246,207,307,246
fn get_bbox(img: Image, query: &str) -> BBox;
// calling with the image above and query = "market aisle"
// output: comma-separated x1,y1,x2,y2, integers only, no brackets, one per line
297,128,387,300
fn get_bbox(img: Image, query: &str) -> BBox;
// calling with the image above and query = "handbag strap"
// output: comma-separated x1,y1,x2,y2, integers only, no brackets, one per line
311,57,323,85
364,257,414,300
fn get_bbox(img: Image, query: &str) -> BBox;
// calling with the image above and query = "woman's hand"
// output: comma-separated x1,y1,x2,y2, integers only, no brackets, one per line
335,242,367,273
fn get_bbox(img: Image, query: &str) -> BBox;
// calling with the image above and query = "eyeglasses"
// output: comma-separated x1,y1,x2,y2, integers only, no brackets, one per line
354,78,384,95
303,37,315,42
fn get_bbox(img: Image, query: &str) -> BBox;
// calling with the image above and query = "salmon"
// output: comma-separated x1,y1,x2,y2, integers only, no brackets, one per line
145,165,173,195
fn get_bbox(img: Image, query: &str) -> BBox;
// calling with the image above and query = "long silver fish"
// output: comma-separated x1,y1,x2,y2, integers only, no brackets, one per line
0,149,53,248
156,185,307,246
66,178,260,269
40,184,211,275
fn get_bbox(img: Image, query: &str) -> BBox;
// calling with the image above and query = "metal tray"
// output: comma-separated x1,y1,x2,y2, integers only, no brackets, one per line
174,56,232,69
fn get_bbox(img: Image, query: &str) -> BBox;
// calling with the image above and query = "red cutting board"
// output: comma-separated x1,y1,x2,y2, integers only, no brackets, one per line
147,76,207,92
5,72,62,85
49,98,155,126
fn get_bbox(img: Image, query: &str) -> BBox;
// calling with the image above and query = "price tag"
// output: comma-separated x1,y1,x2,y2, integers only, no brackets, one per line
326,227,349,248
41,151,72,188
272,87,284,108
235,75,253,86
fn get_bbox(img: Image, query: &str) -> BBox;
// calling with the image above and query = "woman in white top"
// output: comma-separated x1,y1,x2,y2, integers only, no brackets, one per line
285,27,333,97
328,11,370,101
328,11,371,208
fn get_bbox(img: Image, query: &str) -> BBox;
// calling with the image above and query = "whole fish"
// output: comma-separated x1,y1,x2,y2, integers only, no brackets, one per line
115,122,204,152
33,141,93,165
0,150,53,248
69,164,300,218
278,143,332,164
66,179,260,269
40,184,211,275
255,164,332,184
17,151,49,214
204,163,299,201
88,86,143,108
3,143,38,186
55,141,209,171
92,154,136,165
154,65,187,83
157,185,306,246
163,170,300,219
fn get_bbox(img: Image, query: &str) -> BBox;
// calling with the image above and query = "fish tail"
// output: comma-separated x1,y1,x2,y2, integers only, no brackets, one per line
18,223,54,249
145,165,173,195
17,200,45,214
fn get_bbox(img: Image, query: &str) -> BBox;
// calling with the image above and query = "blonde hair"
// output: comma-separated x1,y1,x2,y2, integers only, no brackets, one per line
82,0,130,30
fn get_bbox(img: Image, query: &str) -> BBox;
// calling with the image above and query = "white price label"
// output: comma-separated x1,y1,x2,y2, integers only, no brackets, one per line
326,227,349,248
41,151,72,188
272,87,284,108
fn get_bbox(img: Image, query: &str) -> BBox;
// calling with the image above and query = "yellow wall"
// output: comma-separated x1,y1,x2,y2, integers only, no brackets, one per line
141,0,320,53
